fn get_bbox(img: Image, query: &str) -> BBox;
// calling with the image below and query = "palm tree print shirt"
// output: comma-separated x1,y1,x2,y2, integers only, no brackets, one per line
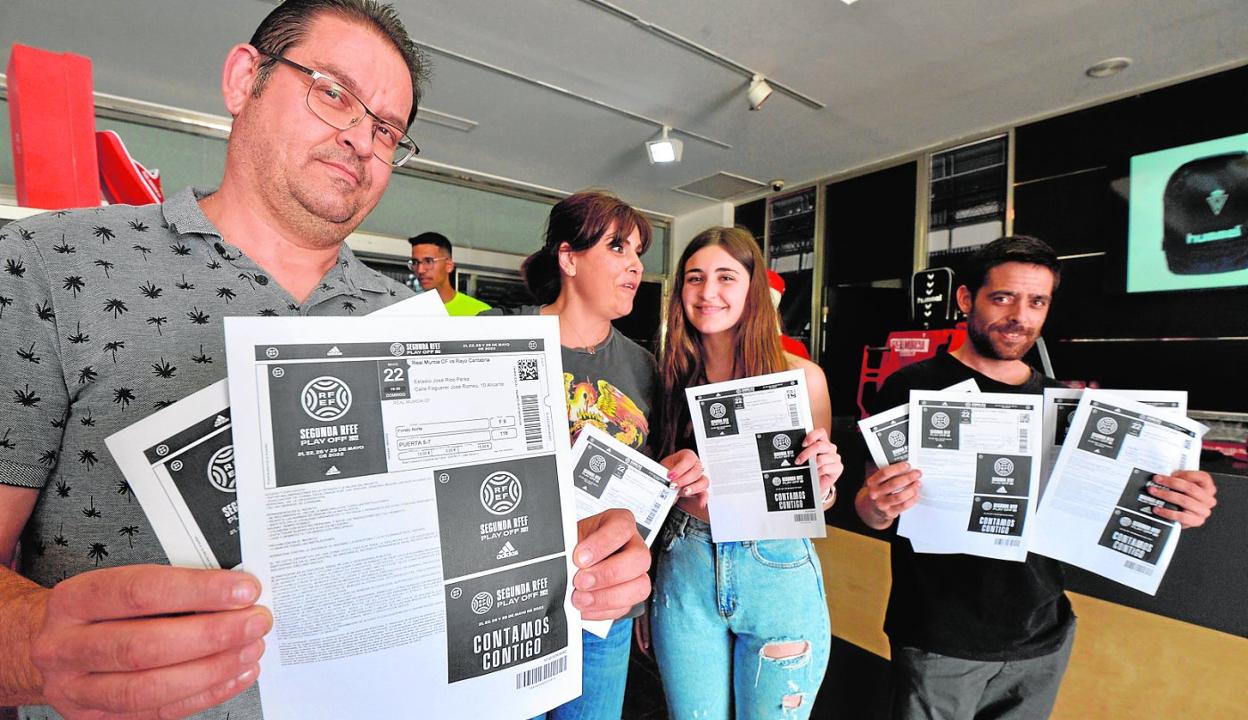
0,187,412,720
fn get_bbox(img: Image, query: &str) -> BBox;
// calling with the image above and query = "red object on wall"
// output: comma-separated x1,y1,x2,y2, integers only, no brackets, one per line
97,130,163,205
6,44,101,209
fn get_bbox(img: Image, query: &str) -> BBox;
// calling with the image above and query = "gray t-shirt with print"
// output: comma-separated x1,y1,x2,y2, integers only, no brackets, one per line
482,305,658,453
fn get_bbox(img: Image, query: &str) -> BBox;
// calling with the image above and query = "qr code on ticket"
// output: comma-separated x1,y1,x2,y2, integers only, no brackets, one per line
518,359,540,381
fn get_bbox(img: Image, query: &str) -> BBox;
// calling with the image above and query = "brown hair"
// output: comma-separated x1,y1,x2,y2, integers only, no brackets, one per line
962,234,1062,297
521,190,653,305
249,0,430,128
657,226,787,457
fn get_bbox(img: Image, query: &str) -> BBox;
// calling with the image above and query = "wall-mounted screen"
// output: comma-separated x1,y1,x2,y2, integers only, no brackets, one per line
1127,132,1248,292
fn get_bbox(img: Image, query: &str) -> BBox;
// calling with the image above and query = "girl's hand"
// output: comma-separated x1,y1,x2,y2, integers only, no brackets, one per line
634,610,652,658
660,449,708,498
661,449,710,520
796,428,843,508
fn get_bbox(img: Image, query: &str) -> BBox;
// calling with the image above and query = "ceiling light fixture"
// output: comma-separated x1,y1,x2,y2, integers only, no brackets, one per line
576,0,825,110
646,126,683,164
1086,57,1131,79
748,74,774,111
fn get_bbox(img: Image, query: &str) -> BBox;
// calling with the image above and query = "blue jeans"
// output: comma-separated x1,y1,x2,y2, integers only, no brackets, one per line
651,510,830,719
533,619,633,720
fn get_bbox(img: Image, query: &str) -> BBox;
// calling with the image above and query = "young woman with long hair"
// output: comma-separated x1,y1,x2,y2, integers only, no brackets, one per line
642,225,842,719
490,190,708,720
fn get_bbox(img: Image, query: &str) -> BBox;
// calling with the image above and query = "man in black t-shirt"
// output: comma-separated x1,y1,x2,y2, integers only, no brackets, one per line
855,236,1220,720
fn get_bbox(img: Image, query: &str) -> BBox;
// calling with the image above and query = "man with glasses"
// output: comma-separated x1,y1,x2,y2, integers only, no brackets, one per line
0,2,650,719
408,232,492,316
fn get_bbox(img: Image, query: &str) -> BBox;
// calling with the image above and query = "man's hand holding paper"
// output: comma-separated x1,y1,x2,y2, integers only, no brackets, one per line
572,508,652,621
1148,470,1217,527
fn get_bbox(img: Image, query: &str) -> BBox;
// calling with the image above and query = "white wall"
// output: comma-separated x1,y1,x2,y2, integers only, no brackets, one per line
669,202,734,271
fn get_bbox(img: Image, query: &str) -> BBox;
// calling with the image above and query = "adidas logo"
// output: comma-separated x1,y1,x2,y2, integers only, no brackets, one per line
496,542,518,559
325,465,341,476
327,346,343,357
213,414,229,427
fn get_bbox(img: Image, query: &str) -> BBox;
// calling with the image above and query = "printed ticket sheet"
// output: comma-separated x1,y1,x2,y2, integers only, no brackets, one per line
856,379,978,555
224,315,581,719
686,370,825,542
106,382,241,569
570,426,677,638
1040,388,1188,500
858,379,980,470
900,390,1043,562
1030,390,1206,595
104,291,447,571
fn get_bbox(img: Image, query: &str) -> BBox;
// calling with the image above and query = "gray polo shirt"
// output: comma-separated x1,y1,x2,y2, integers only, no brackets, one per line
0,187,411,720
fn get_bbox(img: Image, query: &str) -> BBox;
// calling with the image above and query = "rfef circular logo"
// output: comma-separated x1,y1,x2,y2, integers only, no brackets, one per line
389,342,405,356
470,591,494,615
589,454,607,473
480,471,523,515
301,376,353,422
887,430,906,448
207,445,236,493
931,412,951,429
709,402,727,419
993,458,1015,477
772,434,792,451
1096,417,1119,435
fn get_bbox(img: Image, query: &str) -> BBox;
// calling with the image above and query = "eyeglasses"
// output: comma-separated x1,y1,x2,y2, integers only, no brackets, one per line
259,51,420,167
408,256,450,269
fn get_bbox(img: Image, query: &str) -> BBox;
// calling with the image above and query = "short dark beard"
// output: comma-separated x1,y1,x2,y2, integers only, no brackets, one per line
965,315,1035,361
966,318,1002,360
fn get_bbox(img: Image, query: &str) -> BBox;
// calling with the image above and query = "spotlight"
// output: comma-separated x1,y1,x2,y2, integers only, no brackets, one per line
748,74,773,111
646,126,683,164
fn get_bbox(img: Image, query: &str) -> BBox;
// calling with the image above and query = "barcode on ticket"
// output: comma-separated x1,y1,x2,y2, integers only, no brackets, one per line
788,406,800,428
515,655,568,689
794,512,818,523
521,394,542,450
1124,560,1155,576
1018,427,1029,453
994,538,1022,547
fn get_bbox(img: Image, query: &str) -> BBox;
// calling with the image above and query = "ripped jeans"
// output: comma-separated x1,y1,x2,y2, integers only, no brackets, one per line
650,509,830,719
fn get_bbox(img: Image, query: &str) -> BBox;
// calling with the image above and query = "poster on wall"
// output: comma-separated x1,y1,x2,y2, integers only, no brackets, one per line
1127,131,1248,292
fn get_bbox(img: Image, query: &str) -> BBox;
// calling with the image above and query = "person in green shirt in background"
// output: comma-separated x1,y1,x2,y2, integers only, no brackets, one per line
408,231,492,315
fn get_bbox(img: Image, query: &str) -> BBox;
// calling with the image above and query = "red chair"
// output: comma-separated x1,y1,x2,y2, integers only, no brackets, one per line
856,324,967,418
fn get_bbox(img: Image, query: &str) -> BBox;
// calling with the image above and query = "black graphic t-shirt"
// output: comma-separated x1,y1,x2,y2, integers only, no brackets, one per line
483,306,658,627
483,306,658,455
872,352,1074,661
0,188,411,720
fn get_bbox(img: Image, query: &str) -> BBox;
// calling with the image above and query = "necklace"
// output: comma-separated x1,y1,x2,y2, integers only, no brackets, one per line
565,322,608,355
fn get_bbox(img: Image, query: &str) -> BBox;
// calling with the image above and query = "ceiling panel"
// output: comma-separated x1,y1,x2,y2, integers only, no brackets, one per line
2,0,1246,216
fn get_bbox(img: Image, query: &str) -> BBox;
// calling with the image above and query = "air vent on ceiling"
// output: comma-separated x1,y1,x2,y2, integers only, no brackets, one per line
673,172,768,201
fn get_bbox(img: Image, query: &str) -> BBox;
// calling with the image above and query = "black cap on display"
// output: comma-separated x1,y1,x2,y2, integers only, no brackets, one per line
1161,151,1248,275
